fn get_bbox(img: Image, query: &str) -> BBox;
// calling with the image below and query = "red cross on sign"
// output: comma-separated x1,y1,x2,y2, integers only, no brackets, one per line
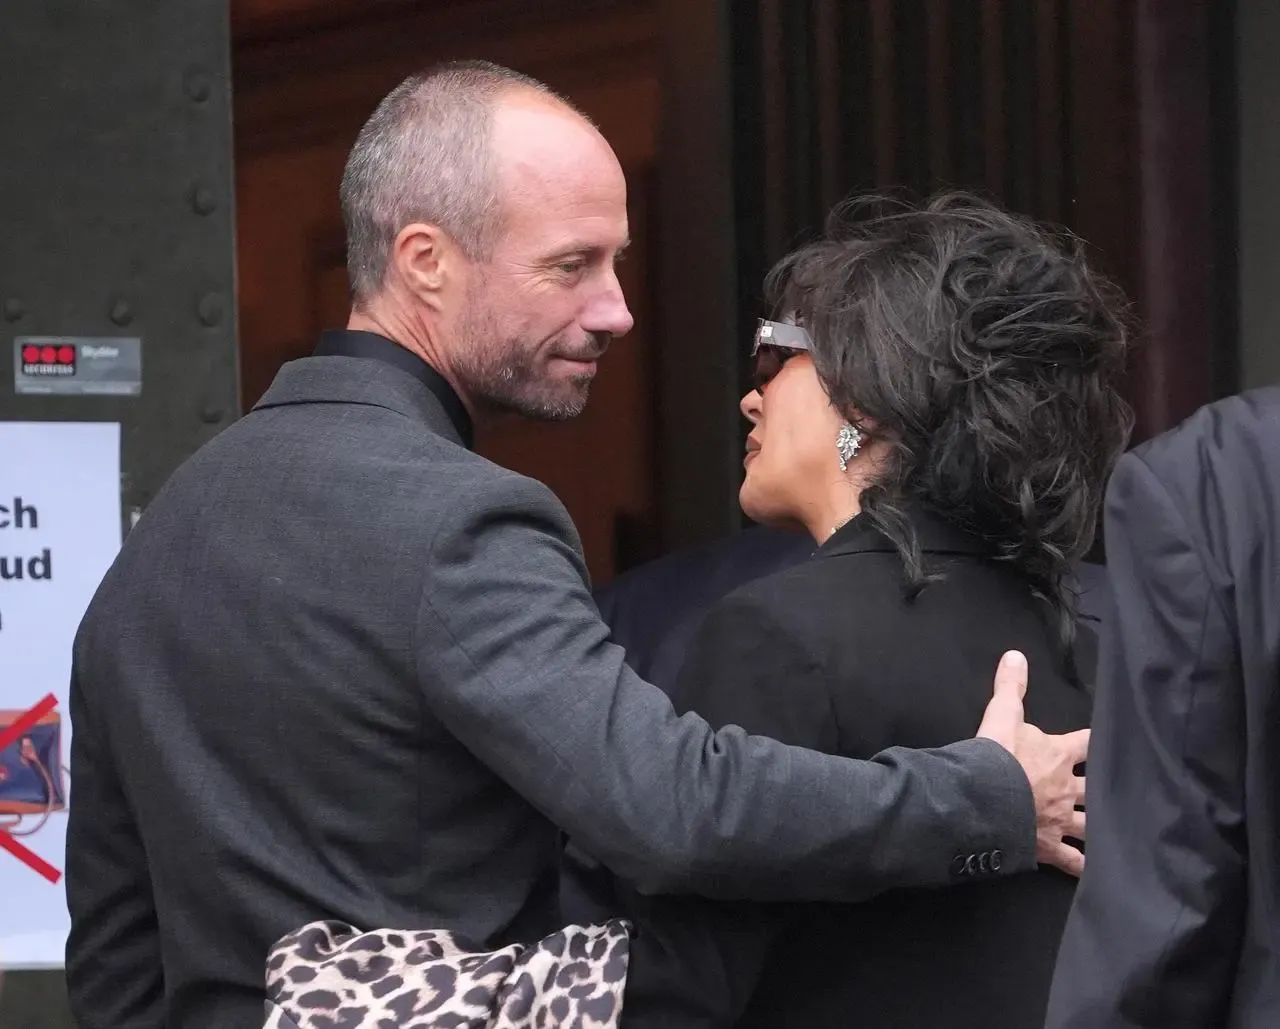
0,694,64,884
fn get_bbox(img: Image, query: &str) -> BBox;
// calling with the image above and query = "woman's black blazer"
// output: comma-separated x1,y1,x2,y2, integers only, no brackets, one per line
569,508,1091,1029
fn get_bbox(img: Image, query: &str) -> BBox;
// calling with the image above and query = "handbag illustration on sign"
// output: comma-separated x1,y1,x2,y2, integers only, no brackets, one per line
0,705,69,837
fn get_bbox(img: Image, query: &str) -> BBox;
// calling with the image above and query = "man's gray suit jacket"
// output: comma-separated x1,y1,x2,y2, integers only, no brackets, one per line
64,351,1038,1029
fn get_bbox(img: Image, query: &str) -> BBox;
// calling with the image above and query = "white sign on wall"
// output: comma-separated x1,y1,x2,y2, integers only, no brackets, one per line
0,421,121,969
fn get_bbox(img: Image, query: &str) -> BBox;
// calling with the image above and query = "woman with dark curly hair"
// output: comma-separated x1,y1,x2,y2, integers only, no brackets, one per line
563,192,1134,1028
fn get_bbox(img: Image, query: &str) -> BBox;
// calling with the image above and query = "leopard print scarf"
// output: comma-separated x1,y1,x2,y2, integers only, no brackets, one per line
262,918,631,1029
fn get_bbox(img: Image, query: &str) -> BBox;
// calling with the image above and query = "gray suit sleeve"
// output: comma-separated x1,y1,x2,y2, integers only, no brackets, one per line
414,473,1037,901
1046,451,1247,1028
64,660,165,1029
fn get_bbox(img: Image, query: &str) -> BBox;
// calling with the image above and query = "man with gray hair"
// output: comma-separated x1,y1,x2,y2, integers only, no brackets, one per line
64,61,1087,1029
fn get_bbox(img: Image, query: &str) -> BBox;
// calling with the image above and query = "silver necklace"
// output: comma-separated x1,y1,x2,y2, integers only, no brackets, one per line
828,513,856,538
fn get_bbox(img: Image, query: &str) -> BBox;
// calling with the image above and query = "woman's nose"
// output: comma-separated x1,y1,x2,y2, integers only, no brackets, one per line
740,388,762,423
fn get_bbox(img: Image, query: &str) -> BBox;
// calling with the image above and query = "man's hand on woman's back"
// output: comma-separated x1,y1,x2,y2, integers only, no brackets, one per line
978,650,1089,877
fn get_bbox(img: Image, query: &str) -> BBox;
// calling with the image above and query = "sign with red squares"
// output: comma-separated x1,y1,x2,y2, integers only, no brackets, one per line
19,340,77,377
13,335,143,396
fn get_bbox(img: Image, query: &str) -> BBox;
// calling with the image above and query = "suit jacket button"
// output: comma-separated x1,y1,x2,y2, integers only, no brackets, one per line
951,854,968,877
990,849,1004,872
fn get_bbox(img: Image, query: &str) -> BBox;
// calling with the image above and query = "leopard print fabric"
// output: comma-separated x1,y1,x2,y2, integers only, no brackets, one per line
261,918,631,1029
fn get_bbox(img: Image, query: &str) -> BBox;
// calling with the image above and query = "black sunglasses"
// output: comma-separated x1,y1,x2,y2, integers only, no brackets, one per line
750,318,813,392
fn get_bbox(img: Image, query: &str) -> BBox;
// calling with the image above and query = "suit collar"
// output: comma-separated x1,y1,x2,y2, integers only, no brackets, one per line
253,350,467,448
818,505,994,559
311,329,473,447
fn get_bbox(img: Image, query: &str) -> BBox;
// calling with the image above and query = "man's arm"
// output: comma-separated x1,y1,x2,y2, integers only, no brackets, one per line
416,473,1044,901
562,592,833,1026
64,660,165,1028
1046,450,1246,1028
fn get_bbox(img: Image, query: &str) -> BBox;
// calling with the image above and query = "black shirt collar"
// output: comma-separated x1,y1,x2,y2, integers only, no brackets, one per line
818,505,993,559
314,329,474,449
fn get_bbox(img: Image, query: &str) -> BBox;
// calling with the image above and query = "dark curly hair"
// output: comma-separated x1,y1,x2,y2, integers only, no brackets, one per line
765,192,1134,647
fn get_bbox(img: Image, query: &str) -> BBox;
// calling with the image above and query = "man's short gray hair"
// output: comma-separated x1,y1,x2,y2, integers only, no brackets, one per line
339,60,575,306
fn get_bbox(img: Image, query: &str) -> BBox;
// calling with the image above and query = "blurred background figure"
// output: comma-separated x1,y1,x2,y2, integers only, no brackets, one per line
1047,386,1280,1029
593,525,813,688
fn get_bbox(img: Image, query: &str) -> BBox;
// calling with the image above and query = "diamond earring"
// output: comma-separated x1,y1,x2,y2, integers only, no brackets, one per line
836,423,862,472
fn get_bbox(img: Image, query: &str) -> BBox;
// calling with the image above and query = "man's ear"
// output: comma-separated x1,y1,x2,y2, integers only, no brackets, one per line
391,222,458,312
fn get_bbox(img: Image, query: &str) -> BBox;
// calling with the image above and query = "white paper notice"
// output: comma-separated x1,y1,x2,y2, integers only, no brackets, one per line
0,421,121,969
